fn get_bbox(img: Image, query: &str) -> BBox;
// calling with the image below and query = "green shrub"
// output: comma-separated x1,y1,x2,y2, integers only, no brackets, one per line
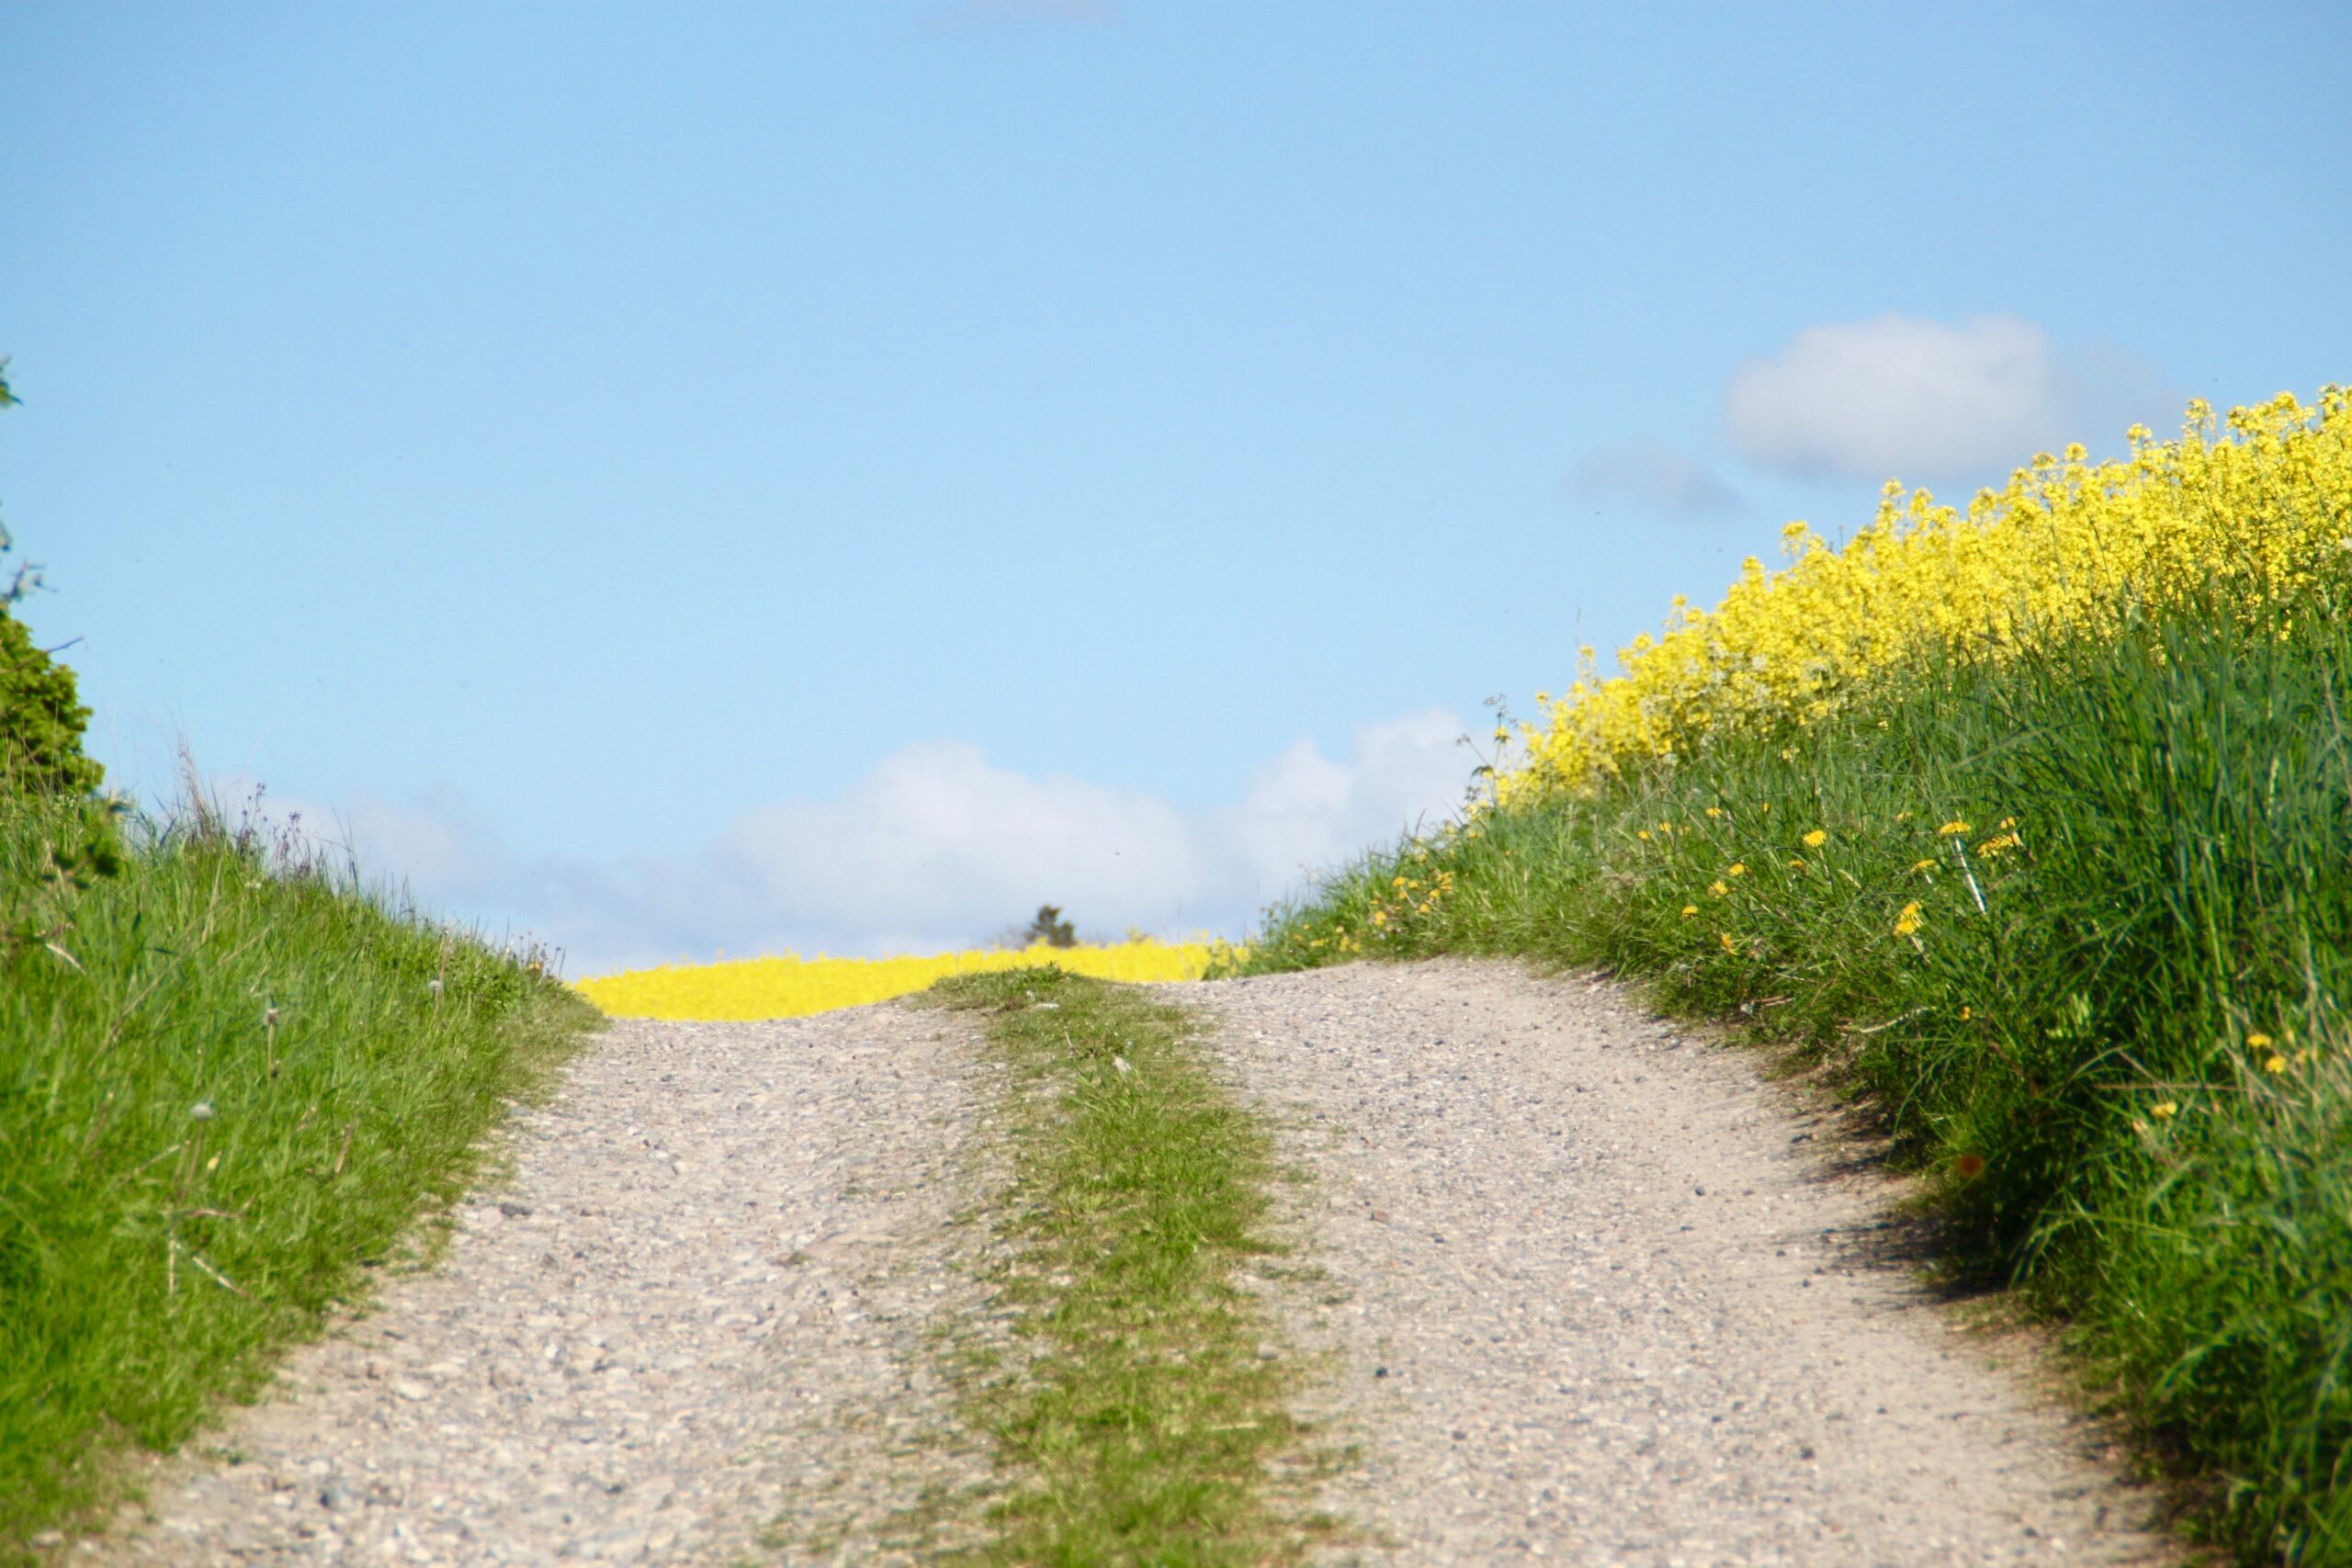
0,360,105,800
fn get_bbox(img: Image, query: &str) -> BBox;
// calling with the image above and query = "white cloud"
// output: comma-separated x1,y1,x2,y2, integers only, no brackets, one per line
1571,438,1741,516
226,711,1477,979
1723,314,2180,483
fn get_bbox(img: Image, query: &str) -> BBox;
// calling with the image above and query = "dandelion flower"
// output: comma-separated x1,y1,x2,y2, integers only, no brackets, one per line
2151,1100,2179,1119
1910,859,1936,874
1718,931,1737,953
1681,905,1699,918
2265,1054,2289,1074
1728,863,1747,876
1937,819,1971,837
1894,902,1924,937
1802,829,1826,848
2247,1032,2274,1049
1709,880,1730,897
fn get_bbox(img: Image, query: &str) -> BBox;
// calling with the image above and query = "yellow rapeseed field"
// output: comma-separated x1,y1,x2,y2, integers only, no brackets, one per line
1502,389,2352,801
575,938,1224,1021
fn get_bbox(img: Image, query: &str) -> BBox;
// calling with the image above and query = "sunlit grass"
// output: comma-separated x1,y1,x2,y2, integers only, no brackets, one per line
0,790,597,1556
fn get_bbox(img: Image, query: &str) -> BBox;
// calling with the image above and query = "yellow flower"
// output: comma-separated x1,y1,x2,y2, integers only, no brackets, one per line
1959,1006,1973,1021
2246,1032,2274,1049
1704,806,1724,818
1788,858,1806,870
1976,832,2022,857
1709,879,1730,897
2265,1055,2289,1074
1718,931,1737,953
1802,829,1826,848
1910,858,1935,874
2151,1100,2179,1119
1681,904,1699,918
1489,390,2352,808
1728,863,1747,876
1894,902,1924,937
1636,829,1651,840
1937,819,1971,837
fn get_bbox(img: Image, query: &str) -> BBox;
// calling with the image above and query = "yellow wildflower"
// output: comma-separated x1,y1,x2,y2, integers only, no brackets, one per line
1894,902,1924,937
1681,904,1699,918
1709,880,1730,897
1718,931,1737,953
2151,1100,2179,1119
1802,829,1826,848
2247,1032,2274,1049
1728,863,1747,876
1937,819,1971,837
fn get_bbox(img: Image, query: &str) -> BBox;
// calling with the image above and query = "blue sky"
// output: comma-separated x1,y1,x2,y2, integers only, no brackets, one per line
5,1,2346,974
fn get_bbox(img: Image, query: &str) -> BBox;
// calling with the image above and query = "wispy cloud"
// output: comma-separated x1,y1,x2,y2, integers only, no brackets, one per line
1571,437,1741,518
236,710,1476,978
1723,313,2181,484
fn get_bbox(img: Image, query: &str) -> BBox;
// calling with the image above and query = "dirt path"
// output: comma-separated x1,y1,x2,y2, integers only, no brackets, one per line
1183,959,2176,1565
80,960,2178,1565
85,1010,1000,1566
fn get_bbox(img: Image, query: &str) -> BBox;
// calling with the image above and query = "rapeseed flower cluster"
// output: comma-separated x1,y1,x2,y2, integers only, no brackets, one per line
576,937,1221,1021
1501,389,2352,800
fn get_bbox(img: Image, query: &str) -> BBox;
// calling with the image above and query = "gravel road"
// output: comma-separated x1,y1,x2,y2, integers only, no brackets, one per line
73,958,2177,1565
84,1009,1001,1566
1179,958,2176,1565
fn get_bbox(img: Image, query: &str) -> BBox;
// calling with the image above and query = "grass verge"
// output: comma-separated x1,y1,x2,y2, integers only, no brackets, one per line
1223,581,2352,1565
0,790,601,1557
920,965,1342,1565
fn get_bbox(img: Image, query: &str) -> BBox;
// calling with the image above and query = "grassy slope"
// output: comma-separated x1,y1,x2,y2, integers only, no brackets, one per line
1225,584,2352,1566
0,794,600,1553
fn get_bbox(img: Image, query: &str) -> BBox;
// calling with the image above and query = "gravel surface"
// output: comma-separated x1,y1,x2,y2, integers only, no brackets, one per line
76,959,2181,1566
1177,958,2177,1566
82,1008,1000,1566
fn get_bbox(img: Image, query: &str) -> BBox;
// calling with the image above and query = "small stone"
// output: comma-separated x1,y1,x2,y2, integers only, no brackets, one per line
28,1531,63,1549
498,1201,534,1218
390,1379,432,1402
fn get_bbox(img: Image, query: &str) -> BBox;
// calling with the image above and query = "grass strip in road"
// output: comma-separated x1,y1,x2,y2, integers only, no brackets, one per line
922,966,1340,1565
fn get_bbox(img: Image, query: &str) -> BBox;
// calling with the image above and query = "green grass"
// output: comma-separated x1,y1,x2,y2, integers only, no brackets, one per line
920,966,1342,1566
1223,580,2352,1566
0,789,600,1556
